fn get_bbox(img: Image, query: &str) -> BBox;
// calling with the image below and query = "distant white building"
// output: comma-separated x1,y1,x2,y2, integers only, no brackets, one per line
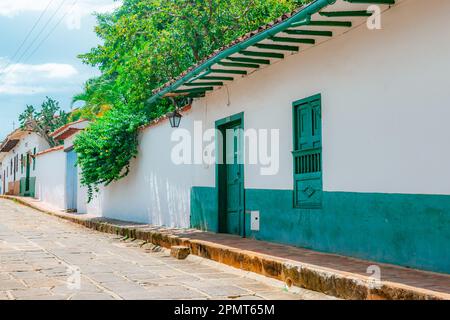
34,119,93,213
0,129,50,196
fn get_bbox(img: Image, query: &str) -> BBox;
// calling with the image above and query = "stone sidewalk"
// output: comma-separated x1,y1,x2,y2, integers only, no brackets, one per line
2,196,449,300
0,198,333,300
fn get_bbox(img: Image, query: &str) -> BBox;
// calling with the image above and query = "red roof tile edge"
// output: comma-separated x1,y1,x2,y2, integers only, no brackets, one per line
36,145,64,157
50,119,89,138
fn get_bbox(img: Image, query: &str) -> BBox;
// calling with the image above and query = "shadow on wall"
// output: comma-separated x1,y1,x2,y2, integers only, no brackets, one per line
146,172,190,227
100,169,190,228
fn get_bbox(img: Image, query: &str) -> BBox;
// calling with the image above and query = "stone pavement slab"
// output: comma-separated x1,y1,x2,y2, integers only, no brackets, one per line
0,198,331,300
4,196,449,300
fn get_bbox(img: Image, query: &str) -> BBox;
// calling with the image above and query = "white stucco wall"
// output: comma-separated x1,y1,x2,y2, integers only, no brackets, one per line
77,174,103,216
34,149,66,209
97,0,450,226
98,119,198,225
77,184,103,217
61,127,101,216
188,0,450,195
0,132,50,194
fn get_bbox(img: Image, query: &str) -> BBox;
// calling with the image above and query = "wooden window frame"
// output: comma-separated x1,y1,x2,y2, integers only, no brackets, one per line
292,94,323,209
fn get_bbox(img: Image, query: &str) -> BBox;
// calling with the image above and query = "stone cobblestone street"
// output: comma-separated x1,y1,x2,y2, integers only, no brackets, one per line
0,199,333,300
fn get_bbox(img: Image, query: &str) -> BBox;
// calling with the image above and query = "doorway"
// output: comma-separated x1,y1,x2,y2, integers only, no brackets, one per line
216,113,244,236
65,149,78,212
25,154,30,195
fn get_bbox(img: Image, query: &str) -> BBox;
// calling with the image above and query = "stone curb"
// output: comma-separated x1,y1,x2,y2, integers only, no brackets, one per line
1,195,449,300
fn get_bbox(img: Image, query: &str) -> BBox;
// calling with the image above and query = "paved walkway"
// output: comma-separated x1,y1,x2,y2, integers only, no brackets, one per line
0,199,333,300
2,196,449,299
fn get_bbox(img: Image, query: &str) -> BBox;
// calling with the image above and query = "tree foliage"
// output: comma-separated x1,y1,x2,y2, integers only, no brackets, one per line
75,0,309,200
74,103,148,201
18,97,69,147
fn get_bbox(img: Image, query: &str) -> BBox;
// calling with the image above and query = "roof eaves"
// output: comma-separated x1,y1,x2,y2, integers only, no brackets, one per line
50,119,89,139
0,139,20,153
36,145,64,157
146,0,334,106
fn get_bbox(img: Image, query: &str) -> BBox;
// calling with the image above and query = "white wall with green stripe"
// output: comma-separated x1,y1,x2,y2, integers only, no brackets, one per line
97,0,450,273
0,132,49,195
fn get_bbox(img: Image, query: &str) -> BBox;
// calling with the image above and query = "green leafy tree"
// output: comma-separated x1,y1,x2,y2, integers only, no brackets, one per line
74,103,148,201
18,97,69,147
75,0,310,200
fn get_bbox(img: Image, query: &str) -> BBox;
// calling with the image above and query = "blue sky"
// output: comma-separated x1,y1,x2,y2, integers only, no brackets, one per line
0,0,120,140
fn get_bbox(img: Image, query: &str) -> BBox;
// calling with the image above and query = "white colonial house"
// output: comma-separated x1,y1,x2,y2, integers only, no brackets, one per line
8,0,448,275
86,0,450,274
34,119,94,213
0,128,50,196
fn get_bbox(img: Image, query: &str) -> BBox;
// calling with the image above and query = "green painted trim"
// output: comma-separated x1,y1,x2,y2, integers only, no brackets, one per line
319,10,373,18
174,87,213,94
198,76,235,81
292,93,322,107
218,61,260,69
253,43,299,52
284,29,333,37
33,147,36,171
187,93,206,98
190,188,450,274
345,0,394,4
292,93,323,209
146,0,335,105
292,20,353,28
209,68,247,75
184,82,224,87
215,112,244,127
226,57,271,65
269,36,316,44
239,50,284,59
244,189,448,274
190,187,219,232
19,178,25,196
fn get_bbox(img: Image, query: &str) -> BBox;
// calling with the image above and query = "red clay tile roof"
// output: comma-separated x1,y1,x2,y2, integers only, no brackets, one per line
0,139,19,153
151,5,307,96
50,119,89,139
0,128,33,153
36,145,64,157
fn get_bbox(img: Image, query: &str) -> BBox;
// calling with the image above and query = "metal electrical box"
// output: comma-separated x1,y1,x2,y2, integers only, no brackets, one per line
250,211,260,231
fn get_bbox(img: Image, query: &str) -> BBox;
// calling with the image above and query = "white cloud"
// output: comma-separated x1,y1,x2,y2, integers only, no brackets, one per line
0,0,121,30
0,62,79,95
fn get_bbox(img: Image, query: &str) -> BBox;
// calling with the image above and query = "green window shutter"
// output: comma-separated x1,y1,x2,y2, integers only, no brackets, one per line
21,154,23,174
293,94,322,209
33,148,36,171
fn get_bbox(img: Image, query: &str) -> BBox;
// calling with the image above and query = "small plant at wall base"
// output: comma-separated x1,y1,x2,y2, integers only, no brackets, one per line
73,0,311,201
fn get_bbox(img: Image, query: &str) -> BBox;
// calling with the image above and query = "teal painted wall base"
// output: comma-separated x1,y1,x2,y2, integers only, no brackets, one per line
19,177,36,198
191,187,219,233
190,187,450,274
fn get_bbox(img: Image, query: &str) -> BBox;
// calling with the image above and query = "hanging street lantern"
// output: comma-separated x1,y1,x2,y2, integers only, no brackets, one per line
168,109,182,128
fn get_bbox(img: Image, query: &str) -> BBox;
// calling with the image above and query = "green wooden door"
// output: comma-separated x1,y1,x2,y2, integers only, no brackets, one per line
225,122,244,235
293,94,322,208
25,154,30,192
